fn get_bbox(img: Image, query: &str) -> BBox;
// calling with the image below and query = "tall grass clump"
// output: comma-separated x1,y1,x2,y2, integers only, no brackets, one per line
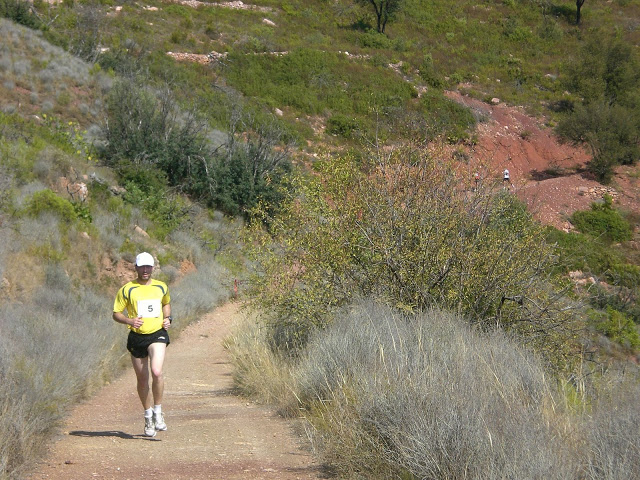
582,373,640,479
224,312,298,410
261,300,639,479
242,300,577,478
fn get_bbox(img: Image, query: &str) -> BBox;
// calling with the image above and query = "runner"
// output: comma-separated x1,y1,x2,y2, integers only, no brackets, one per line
112,252,172,437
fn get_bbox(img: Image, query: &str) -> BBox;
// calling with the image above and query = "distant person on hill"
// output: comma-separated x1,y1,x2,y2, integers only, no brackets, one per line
112,252,172,437
503,168,512,188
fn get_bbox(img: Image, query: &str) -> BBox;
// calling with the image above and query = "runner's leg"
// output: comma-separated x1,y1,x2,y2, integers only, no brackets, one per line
148,342,166,405
131,355,152,410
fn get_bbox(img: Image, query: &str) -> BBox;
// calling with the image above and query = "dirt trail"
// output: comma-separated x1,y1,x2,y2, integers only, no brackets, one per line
27,302,323,480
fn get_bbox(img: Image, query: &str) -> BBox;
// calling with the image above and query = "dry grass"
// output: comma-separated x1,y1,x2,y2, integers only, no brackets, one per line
170,261,232,330
0,274,122,477
224,312,299,415
294,301,577,479
0,18,104,123
582,373,640,479
229,299,640,479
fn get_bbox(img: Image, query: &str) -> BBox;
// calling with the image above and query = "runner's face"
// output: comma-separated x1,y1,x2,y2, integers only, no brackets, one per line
136,265,153,281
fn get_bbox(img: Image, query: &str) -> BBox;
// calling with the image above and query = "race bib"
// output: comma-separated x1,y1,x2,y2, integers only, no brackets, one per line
137,299,162,318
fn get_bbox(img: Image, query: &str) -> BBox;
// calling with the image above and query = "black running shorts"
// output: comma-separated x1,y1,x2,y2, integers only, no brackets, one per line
127,329,170,358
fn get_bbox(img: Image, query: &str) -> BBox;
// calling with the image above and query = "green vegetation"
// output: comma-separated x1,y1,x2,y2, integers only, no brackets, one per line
247,150,580,368
23,189,78,223
0,0,42,29
0,22,239,476
356,0,402,34
102,77,293,220
556,35,640,181
570,196,633,242
2,0,640,476
592,307,640,350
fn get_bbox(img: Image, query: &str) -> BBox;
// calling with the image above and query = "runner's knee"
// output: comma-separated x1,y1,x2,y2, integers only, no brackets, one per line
150,367,163,380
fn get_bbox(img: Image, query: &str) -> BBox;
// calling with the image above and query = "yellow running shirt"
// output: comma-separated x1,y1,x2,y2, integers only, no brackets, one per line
113,279,170,334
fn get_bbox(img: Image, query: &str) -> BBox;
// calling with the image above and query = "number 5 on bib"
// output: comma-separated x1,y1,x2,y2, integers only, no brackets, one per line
137,299,162,318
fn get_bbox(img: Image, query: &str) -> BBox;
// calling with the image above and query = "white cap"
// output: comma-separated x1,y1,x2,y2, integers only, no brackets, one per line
135,252,155,267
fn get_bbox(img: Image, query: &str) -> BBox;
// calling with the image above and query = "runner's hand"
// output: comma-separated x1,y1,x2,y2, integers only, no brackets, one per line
131,316,144,329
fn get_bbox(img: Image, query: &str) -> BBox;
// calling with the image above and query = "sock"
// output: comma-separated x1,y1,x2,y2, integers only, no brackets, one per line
144,408,153,418
153,404,162,415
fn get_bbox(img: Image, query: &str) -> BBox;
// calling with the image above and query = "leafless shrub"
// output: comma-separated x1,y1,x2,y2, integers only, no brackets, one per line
11,60,29,76
160,265,179,284
67,3,103,63
0,57,10,72
17,215,62,250
1,103,16,114
92,210,126,251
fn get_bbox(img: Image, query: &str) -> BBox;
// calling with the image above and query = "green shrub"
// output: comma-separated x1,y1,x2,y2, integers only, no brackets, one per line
556,102,639,182
605,263,640,289
546,227,622,275
0,0,43,29
120,175,188,240
418,53,444,88
102,77,211,187
420,90,476,142
357,29,393,49
24,189,77,223
557,34,640,181
570,196,633,242
248,150,579,367
591,307,640,350
565,35,639,107
326,114,359,138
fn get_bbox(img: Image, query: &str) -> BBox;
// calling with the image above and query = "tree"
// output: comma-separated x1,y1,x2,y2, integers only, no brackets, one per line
576,0,585,25
556,102,639,182
557,35,640,181
356,0,402,34
247,148,580,365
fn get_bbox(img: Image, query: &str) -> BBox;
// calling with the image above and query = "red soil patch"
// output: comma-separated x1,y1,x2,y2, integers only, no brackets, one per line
448,91,640,229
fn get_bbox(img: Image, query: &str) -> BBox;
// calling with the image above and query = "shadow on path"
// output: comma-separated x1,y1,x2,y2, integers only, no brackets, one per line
69,430,159,441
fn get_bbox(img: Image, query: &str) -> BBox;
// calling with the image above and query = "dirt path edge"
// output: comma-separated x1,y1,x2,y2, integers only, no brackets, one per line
27,302,323,480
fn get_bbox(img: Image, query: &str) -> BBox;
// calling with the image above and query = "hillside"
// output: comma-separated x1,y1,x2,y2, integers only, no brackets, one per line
2,0,640,477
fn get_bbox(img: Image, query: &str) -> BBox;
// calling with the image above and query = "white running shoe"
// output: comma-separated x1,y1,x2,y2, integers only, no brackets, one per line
154,412,167,431
144,416,156,437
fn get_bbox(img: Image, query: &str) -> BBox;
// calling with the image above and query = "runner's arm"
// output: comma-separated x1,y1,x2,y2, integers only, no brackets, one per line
162,304,172,329
113,311,143,329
